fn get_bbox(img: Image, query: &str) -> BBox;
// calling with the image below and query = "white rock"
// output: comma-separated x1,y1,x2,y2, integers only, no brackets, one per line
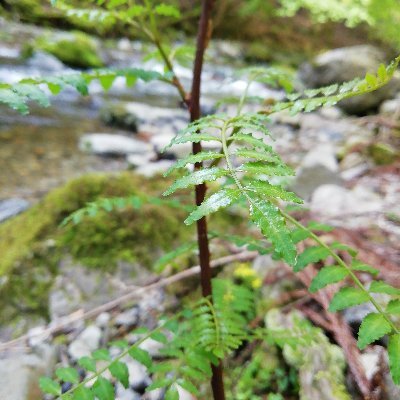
139,338,164,357
360,349,380,381
177,385,196,400
68,325,102,360
0,344,57,400
291,144,342,199
126,152,156,167
135,160,175,177
79,134,152,156
96,312,111,328
115,307,139,328
311,184,383,217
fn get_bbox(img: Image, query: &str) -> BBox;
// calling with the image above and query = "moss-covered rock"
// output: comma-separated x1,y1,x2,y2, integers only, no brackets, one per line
368,142,400,165
28,32,104,69
266,309,351,400
0,172,192,323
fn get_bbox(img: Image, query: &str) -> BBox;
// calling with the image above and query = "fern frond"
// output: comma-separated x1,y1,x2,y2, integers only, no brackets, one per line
0,68,168,114
268,55,400,116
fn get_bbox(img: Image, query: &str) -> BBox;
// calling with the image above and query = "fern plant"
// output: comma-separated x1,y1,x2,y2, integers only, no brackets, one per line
2,1,400,400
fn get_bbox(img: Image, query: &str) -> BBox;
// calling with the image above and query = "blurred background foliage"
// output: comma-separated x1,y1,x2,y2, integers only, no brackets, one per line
2,0,400,54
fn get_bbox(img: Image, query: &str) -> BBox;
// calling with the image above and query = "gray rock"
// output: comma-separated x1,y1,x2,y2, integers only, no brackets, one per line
27,51,66,72
0,344,57,400
126,152,156,168
115,307,139,328
100,104,139,132
379,97,400,116
68,325,102,360
0,198,30,222
135,160,175,177
121,357,151,391
116,384,141,400
79,134,152,156
299,45,397,114
96,312,111,328
142,388,164,400
139,338,164,358
311,184,383,217
291,144,342,199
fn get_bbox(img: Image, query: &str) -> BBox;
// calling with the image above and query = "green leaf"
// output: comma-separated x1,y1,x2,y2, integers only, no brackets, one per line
98,74,116,91
358,313,392,350
351,260,379,276
387,300,400,315
246,181,303,204
309,266,348,293
154,241,197,272
78,356,97,373
369,281,400,296
109,361,129,389
365,73,378,87
178,379,199,396
164,385,179,400
154,4,181,18
0,88,28,114
229,133,274,151
329,287,370,312
146,378,173,392
92,377,115,400
56,367,79,384
249,198,296,266
166,133,221,149
240,161,295,177
150,331,168,344
73,387,95,400
294,246,331,272
163,168,228,196
388,334,400,385
92,348,111,361
235,148,282,164
39,377,61,395
164,151,223,176
185,189,241,225
377,64,388,82
128,347,153,369
13,83,50,107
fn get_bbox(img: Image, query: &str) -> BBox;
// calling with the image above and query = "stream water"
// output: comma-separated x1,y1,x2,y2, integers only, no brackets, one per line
0,18,282,202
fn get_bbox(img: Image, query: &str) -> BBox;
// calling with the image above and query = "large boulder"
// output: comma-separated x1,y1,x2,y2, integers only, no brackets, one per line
299,45,398,114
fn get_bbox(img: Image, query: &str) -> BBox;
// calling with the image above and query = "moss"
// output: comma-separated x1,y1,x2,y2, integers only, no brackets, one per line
32,32,104,69
368,142,399,165
0,171,246,323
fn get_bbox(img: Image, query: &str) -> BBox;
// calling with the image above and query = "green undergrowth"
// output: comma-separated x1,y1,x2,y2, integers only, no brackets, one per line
0,172,242,324
22,31,104,69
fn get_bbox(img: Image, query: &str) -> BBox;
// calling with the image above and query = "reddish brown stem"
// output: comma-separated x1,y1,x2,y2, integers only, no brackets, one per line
189,1,225,399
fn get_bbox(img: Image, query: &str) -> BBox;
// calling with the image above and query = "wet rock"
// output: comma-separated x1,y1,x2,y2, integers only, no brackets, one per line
79,134,152,156
311,184,383,217
299,45,397,114
100,104,139,132
291,144,342,199
0,344,57,400
68,325,102,360
0,198,29,223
